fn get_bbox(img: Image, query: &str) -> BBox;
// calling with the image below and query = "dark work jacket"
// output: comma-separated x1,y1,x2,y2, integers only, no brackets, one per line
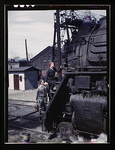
45,67,62,82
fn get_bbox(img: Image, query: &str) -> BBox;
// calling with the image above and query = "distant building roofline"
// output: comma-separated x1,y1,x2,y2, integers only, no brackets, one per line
8,61,19,63
8,66,40,72
30,46,52,62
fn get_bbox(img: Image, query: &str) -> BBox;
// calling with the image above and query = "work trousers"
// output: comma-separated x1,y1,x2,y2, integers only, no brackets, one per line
38,96,47,112
47,79,55,90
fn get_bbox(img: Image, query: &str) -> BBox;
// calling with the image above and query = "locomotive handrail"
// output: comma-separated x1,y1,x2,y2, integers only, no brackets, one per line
89,48,106,54
70,32,106,43
86,19,107,62
64,71,107,75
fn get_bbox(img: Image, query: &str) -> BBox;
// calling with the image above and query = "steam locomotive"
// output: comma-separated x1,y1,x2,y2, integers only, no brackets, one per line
40,14,108,141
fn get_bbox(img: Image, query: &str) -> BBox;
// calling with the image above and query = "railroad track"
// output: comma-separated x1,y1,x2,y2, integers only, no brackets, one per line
8,123,73,144
8,98,49,107
8,123,51,136
8,99,36,103
8,99,99,143
8,98,36,107
8,103,35,107
8,114,53,142
8,99,71,143
8,114,39,122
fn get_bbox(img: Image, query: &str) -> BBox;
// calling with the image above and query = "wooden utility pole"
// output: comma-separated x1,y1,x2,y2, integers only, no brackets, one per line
52,23,56,62
56,10,62,81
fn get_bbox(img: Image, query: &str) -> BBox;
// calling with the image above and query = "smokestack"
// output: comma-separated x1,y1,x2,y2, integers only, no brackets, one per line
25,39,29,66
84,10,91,22
85,10,91,17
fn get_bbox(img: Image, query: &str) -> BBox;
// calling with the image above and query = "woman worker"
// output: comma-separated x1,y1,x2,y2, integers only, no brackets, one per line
45,62,62,92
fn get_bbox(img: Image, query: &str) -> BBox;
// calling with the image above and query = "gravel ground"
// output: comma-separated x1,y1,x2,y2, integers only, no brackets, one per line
8,89,108,144
8,89,64,144
8,88,38,101
8,127,62,144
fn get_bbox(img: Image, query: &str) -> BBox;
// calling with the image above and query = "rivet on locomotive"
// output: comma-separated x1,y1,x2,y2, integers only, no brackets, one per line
40,10,108,141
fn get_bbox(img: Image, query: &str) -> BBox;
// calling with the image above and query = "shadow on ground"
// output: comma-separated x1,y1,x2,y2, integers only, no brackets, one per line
8,111,41,130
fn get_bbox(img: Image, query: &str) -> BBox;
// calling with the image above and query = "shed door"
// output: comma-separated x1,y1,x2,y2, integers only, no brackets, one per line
14,74,19,90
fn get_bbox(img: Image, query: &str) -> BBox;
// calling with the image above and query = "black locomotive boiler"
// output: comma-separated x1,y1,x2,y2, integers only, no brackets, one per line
40,14,108,140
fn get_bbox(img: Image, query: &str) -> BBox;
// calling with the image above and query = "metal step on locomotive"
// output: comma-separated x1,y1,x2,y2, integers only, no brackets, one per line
40,10,108,142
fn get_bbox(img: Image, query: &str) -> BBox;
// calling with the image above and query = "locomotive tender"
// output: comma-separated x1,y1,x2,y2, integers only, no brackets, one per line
40,11,108,140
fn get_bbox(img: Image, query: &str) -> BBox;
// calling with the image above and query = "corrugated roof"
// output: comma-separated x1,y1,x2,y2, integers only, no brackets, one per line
8,66,39,72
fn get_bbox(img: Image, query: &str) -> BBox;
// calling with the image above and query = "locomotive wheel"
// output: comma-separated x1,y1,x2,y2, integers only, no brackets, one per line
58,122,74,141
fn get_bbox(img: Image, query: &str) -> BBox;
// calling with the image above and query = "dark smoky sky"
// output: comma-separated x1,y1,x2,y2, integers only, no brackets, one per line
8,10,106,59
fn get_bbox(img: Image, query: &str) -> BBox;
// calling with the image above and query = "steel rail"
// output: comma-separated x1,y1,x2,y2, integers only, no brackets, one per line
8,103,35,107
8,124,73,144
8,124,51,136
8,99,36,103
8,114,39,122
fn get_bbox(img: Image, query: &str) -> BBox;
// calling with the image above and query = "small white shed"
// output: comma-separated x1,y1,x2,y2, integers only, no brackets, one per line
8,66,40,90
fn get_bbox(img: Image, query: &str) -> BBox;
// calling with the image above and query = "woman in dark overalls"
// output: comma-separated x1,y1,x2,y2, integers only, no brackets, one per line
45,62,62,92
